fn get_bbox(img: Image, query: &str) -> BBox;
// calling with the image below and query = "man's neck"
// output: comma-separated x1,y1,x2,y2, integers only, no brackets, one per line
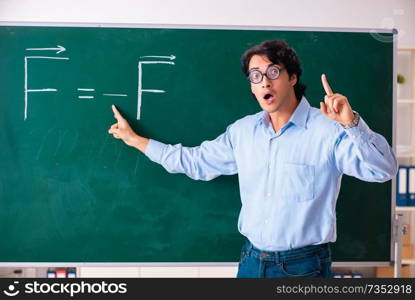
268,95,300,132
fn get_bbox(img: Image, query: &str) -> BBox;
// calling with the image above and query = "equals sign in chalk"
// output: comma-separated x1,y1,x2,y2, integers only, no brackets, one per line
77,88,95,99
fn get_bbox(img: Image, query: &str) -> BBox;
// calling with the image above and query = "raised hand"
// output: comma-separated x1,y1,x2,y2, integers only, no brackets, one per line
319,74,354,126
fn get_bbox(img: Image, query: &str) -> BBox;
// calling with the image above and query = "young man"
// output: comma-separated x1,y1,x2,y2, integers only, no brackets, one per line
108,40,397,278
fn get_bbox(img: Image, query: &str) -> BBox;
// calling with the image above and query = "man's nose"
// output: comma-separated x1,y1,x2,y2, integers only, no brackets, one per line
261,76,272,88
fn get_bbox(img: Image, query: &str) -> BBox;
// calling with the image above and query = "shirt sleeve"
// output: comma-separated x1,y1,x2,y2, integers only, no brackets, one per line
144,125,238,181
333,114,398,182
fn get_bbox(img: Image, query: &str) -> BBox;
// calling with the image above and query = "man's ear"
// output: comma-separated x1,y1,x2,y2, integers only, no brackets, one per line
289,73,298,86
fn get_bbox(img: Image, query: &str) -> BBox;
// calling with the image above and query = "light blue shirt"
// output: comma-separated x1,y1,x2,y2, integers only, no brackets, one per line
145,97,398,251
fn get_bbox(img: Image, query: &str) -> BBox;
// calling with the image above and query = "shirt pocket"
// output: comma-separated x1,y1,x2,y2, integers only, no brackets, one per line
280,163,315,202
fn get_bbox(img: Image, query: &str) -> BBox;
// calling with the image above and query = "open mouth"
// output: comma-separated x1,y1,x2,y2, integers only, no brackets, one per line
263,93,274,104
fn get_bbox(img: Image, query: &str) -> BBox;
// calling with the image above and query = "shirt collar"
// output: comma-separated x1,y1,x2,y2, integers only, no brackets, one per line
257,96,310,129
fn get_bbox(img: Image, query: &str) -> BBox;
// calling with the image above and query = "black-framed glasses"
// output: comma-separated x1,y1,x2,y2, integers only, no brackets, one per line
247,65,285,84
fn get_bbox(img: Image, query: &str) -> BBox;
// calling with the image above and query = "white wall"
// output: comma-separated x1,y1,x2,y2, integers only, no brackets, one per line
0,0,414,47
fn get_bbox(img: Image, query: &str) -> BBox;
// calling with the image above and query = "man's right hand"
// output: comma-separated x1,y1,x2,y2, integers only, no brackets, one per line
108,105,149,153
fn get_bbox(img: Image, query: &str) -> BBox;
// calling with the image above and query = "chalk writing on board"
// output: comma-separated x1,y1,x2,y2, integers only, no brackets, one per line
77,88,95,91
140,55,176,60
24,49,176,120
77,88,95,100
137,55,176,119
103,94,128,97
77,88,129,100
24,56,70,120
26,45,66,54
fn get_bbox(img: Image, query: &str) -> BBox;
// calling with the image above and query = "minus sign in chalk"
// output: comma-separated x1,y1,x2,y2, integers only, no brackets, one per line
103,94,128,97
78,96,94,99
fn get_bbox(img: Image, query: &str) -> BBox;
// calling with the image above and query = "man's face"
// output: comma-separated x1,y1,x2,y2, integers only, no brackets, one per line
248,55,297,114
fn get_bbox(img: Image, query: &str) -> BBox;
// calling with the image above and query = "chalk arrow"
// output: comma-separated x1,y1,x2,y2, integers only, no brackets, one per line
140,55,176,60
26,45,66,54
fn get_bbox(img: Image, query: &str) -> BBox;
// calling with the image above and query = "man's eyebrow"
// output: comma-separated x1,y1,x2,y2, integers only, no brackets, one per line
248,63,275,72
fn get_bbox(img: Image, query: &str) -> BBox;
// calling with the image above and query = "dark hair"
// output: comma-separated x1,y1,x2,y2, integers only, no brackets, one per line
241,40,306,102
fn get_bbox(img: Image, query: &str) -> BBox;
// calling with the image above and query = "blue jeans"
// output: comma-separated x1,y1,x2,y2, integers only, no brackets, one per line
237,239,332,278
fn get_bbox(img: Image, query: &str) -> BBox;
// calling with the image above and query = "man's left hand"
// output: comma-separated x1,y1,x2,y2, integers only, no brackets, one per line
320,74,354,126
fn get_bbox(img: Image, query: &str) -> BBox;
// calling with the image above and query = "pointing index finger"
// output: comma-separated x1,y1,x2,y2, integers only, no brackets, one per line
321,74,333,95
112,104,122,120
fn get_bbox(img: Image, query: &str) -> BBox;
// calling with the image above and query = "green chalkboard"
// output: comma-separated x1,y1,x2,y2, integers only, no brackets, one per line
0,24,394,263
